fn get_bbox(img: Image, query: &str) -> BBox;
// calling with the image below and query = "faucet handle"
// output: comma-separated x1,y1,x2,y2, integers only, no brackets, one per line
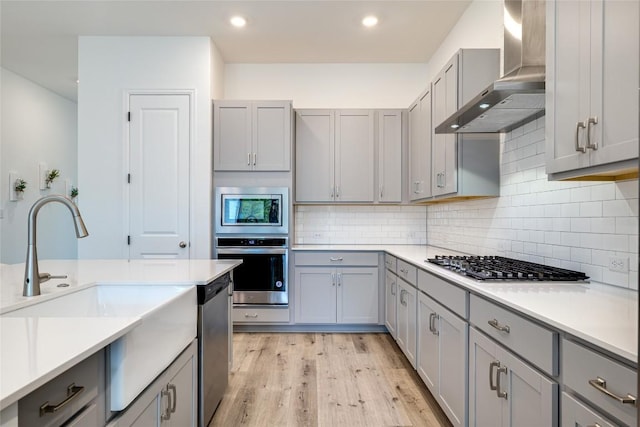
38,273,68,283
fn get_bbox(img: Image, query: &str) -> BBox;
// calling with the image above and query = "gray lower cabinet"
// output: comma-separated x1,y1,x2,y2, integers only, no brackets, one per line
384,268,398,338
561,392,616,427
395,278,417,368
18,350,105,427
417,292,467,427
108,340,197,427
469,327,558,427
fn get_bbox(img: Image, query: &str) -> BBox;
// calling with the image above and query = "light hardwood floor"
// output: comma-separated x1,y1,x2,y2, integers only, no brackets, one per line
210,333,452,427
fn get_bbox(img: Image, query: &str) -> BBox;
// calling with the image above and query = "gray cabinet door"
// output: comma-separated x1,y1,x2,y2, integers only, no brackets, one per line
546,0,638,178
166,352,196,427
432,56,458,197
253,101,291,171
396,279,417,368
469,327,503,427
213,101,252,171
335,110,374,202
294,267,337,323
385,270,397,338
295,110,335,202
409,90,432,201
418,292,439,391
338,267,379,324
377,110,402,203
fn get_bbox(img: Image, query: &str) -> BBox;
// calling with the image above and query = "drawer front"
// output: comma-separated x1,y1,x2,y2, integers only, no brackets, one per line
417,269,467,319
384,254,397,273
561,392,617,427
295,251,378,267
563,339,636,426
470,294,558,376
19,351,103,427
233,307,290,323
396,259,417,286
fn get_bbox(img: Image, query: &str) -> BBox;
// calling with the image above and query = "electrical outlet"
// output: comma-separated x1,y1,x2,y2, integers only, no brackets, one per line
608,256,629,273
312,232,324,239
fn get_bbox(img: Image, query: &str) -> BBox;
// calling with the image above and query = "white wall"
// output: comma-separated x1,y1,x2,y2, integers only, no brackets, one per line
78,37,211,259
224,63,429,108
1,68,78,263
210,41,225,100
425,0,503,82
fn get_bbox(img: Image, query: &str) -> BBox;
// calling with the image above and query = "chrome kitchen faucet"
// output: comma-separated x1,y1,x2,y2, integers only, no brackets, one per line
23,195,89,297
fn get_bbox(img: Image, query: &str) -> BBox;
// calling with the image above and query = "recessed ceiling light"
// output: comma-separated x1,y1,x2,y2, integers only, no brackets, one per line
230,16,247,28
362,16,378,27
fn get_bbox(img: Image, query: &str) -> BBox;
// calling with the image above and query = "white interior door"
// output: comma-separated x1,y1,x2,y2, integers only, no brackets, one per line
129,94,190,259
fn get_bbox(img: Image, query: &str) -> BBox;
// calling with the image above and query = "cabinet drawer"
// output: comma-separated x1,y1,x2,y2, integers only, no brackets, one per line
396,259,417,286
417,269,467,319
561,392,616,427
295,251,378,267
19,351,103,427
384,254,397,273
233,307,290,323
470,294,558,376
563,339,636,426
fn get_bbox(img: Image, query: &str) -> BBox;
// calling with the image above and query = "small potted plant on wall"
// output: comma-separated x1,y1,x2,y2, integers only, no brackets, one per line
14,178,27,200
45,169,60,189
70,186,79,200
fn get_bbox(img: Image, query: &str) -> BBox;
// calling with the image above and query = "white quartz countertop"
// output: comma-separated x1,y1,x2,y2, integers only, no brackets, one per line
0,259,241,409
292,244,638,365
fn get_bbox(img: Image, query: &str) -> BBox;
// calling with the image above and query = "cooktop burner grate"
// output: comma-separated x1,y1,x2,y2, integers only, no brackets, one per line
426,255,589,281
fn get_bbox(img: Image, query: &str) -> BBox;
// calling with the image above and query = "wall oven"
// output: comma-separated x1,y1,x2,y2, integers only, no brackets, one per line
213,187,290,306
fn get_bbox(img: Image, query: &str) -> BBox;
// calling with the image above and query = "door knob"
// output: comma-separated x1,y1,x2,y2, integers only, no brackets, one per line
179,241,187,248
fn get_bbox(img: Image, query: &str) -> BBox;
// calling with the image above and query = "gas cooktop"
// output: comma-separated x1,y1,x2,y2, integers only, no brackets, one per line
427,255,589,281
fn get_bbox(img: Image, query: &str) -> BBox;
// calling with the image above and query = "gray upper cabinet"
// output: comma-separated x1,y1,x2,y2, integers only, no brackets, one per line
431,49,501,201
213,100,292,172
546,0,639,181
377,110,403,203
409,89,432,201
296,109,374,203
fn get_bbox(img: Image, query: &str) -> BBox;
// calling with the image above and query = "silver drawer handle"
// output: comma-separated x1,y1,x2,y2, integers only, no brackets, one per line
244,313,259,318
429,312,439,335
40,383,85,417
161,387,172,421
489,361,499,391
575,121,587,153
488,319,510,333
391,282,396,296
496,365,508,399
329,257,343,262
588,377,637,405
586,116,598,150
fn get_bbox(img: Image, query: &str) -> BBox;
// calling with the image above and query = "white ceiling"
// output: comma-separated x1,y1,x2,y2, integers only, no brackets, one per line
0,1,472,101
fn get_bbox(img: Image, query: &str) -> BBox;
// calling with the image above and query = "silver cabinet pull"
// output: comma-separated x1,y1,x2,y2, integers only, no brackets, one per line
586,116,598,150
179,241,187,248
489,361,500,391
400,289,407,306
575,121,587,153
331,273,336,286
335,186,340,198
253,152,257,165
331,187,335,199
168,383,177,413
337,273,342,286
496,365,508,399
391,282,396,296
39,383,84,417
588,377,637,405
247,152,251,165
429,312,439,335
244,313,259,318
488,318,510,333
161,387,172,420
413,181,419,194
329,257,343,262
380,185,383,199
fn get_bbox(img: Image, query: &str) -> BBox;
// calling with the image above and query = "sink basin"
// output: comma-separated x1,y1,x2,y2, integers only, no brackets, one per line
3,284,197,411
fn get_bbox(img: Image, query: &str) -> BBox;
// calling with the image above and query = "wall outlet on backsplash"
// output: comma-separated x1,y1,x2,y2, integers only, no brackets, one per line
312,232,324,239
608,256,629,273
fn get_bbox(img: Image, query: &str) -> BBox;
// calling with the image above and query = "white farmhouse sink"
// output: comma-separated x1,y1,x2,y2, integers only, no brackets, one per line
3,284,197,411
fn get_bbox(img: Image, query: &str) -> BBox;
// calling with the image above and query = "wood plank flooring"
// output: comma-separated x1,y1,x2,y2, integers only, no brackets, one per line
210,333,452,427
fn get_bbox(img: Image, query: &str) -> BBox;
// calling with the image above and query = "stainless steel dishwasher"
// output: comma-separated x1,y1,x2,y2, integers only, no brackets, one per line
197,272,231,427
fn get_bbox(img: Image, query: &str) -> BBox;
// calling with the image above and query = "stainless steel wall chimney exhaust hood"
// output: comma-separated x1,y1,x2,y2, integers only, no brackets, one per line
435,0,545,134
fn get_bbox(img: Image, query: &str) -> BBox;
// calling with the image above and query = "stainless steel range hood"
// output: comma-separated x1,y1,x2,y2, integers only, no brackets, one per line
435,0,545,134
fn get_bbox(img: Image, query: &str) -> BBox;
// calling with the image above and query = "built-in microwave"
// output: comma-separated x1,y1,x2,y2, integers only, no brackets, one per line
213,187,289,235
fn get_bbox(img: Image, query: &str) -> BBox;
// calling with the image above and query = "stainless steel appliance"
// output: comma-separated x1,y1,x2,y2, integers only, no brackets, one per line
427,255,589,281
216,237,288,305
197,272,231,427
213,186,290,306
214,186,289,235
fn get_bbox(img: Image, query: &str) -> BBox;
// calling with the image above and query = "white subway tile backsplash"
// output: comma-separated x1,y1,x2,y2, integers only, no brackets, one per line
427,119,638,290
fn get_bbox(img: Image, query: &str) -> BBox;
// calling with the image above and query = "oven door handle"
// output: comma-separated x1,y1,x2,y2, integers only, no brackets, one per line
217,248,287,255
